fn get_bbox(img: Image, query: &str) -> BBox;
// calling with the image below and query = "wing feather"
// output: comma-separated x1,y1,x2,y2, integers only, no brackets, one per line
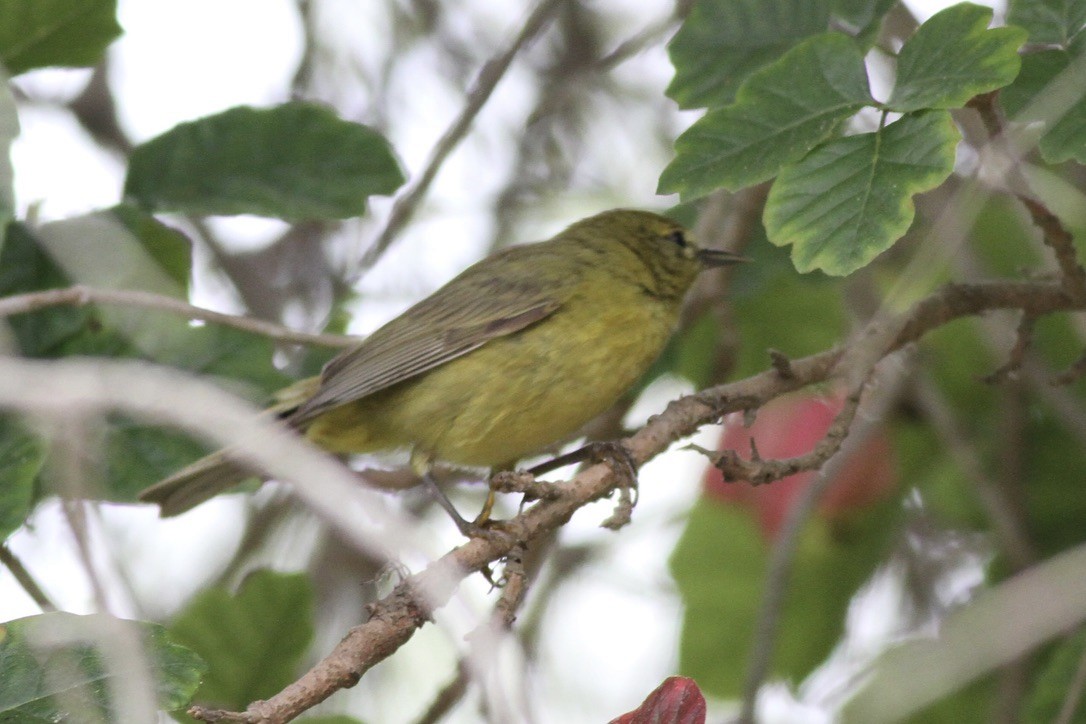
291,244,570,423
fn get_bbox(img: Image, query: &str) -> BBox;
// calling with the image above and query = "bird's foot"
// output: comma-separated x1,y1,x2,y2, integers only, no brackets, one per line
422,473,507,540
529,440,638,482
528,440,640,529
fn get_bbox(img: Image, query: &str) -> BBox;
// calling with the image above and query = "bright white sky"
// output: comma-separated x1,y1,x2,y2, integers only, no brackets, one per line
1,0,992,722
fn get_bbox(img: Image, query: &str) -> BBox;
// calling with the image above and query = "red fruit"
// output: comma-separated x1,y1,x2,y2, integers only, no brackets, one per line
703,388,897,540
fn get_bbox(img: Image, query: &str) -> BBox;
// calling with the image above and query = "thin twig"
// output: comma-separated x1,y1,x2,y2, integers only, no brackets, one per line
983,312,1037,384
698,388,862,486
594,13,682,71
1051,349,1086,385
414,545,531,724
358,0,567,273
735,367,897,724
0,285,355,348
0,542,57,612
415,660,470,724
912,375,1037,570
1019,195,1086,303
768,349,796,379
968,92,1086,303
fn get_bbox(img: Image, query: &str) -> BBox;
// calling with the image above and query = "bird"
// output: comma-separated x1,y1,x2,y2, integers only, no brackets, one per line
138,209,747,532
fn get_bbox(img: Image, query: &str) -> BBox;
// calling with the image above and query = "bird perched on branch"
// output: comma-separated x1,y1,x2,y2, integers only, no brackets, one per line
139,209,747,533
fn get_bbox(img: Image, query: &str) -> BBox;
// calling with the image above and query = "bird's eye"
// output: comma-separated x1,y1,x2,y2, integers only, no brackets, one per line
667,230,686,247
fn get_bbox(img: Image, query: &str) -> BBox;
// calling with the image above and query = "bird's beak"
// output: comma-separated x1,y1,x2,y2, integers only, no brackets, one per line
696,248,751,268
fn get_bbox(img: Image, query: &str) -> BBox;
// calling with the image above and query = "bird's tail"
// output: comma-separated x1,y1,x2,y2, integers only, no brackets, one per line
139,377,322,516
137,450,259,517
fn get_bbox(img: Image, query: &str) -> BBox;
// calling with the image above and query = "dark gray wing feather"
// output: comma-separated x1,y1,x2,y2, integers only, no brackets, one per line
291,244,569,423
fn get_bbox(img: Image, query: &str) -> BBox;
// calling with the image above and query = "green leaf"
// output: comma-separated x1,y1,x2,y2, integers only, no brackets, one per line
110,204,192,291
660,33,872,199
168,570,314,710
0,221,289,504
0,415,44,541
831,0,897,39
671,497,893,696
764,110,960,275
0,223,90,357
0,0,121,76
1001,41,1086,164
1009,0,1086,46
0,612,205,720
648,311,723,390
124,103,406,220
889,3,1028,112
0,78,17,231
104,420,212,502
1025,628,1086,722
666,0,831,109
732,260,848,378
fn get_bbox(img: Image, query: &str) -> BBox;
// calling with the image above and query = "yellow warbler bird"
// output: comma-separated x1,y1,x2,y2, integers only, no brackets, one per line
139,209,746,528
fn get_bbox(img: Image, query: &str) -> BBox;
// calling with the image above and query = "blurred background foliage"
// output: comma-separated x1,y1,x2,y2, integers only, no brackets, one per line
1,0,1086,722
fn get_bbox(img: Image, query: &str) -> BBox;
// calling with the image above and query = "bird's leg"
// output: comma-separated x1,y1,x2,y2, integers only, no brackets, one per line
474,488,497,526
411,450,487,538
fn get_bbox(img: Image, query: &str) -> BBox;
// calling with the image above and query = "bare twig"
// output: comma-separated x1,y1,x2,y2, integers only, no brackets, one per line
768,349,796,379
0,542,57,612
1020,196,1086,304
984,312,1037,384
735,363,901,724
912,375,1037,570
492,545,530,628
358,0,566,272
415,660,470,724
0,285,356,348
968,92,1086,303
699,388,861,486
414,546,531,724
1051,349,1086,385
593,12,682,71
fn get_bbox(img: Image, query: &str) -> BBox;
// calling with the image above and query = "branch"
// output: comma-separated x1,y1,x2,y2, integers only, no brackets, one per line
593,10,685,71
983,311,1037,384
0,277,1075,722
912,375,1037,570
698,386,861,485
0,543,57,612
0,358,429,567
0,285,355,348
413,544,532,724
185,277,1082,723
1051,349,1086,386
414,660,469,724
358,0,566,272
967,92,1086,303
736,356,905,724
731,280,1077,721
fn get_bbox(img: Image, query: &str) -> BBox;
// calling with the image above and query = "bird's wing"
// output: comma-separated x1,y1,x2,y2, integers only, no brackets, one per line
291,248,568,423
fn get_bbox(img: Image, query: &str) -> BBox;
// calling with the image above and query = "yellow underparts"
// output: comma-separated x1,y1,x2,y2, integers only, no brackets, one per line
303,284,675,470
